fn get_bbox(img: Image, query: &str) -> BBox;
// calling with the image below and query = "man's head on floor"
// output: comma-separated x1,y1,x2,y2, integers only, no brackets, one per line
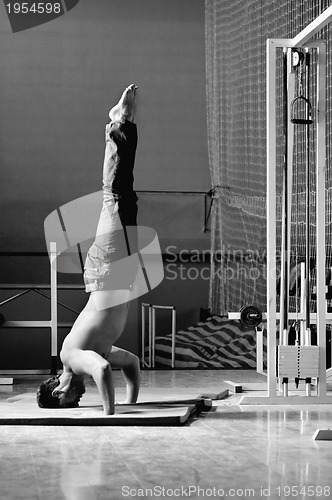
37,375,85,409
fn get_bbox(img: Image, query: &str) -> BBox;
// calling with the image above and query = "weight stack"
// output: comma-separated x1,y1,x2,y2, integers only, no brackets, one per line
277,345,320,378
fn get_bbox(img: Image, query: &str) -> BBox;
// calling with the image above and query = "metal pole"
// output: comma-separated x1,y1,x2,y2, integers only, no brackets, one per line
148,305,153,368
50,242,58,375
280,48,290,345
305,49,311,336
141,303,145,368
152,306,156,368
171,307,176,368
315,41,327,397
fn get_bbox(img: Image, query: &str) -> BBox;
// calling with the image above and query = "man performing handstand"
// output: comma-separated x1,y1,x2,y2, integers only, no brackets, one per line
37,84,140,415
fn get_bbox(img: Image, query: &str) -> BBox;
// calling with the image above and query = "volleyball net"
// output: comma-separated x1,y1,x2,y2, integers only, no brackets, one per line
205,0,332,315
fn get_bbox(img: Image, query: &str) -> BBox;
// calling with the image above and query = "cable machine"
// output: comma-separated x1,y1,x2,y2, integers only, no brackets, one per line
228,11,332,404
237,37,329,405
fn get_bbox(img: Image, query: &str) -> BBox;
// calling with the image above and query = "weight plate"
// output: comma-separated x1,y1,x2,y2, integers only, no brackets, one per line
239,305,262,327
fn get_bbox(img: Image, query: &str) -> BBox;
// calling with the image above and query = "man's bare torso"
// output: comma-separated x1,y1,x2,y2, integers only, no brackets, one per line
61,298,130,364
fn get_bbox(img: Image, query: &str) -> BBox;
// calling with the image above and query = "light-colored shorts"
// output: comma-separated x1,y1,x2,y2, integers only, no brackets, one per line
83,198,138,292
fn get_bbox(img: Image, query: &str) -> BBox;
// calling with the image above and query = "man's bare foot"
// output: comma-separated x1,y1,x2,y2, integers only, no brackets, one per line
109,84,137,123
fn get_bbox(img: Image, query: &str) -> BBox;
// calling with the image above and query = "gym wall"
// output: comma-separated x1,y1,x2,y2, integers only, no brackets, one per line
0,0,210,369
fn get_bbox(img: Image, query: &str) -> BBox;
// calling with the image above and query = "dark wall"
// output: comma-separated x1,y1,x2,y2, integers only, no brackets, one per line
0,0,209,252
0,0,209,370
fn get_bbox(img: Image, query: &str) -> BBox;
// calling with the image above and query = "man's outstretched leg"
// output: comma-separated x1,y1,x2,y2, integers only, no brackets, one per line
84,83,139,309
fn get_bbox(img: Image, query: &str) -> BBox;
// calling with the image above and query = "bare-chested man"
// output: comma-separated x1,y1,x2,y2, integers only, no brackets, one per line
37,85,140,415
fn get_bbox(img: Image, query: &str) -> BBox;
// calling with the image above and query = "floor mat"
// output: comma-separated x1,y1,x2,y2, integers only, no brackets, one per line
0,392,215,426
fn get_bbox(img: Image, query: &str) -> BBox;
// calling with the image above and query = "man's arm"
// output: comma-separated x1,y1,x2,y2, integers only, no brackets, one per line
107,346,140,404
62,349,115,415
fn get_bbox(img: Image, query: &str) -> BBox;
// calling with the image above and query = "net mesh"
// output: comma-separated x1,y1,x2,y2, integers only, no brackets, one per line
206,0,332,315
